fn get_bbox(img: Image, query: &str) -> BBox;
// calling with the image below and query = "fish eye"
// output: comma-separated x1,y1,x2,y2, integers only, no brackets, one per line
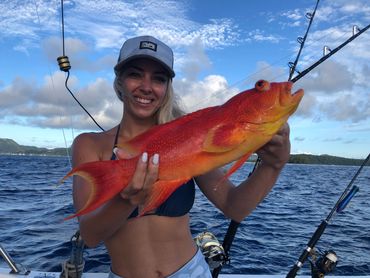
255,80,270,92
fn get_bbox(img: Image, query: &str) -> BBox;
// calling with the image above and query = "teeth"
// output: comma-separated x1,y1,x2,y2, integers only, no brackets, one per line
135,97,151,104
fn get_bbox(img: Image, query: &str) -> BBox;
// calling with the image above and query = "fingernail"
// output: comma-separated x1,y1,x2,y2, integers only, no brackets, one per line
142,152,148,163
152,153,159,165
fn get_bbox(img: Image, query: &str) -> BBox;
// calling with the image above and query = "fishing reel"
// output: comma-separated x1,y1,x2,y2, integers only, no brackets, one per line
194,231,228,271
309,248,338,278
60,231,85,278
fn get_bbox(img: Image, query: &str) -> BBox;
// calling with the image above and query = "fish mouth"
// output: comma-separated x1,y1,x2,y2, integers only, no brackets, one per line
290,88,304,104
280,82,304,107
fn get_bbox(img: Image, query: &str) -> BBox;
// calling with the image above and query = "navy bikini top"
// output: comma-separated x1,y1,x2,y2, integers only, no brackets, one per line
110,125,195,218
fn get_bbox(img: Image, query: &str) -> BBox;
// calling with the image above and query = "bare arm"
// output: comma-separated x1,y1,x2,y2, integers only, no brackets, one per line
196,123,290,222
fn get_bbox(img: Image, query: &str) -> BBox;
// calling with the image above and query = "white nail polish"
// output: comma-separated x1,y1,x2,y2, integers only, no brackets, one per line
152,153,159,165
142,152,148,163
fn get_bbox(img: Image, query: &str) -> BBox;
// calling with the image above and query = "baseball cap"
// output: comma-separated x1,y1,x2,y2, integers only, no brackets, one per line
114,35,175,77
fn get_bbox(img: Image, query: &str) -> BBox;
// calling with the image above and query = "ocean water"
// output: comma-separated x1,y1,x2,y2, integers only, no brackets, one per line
0,155,369,275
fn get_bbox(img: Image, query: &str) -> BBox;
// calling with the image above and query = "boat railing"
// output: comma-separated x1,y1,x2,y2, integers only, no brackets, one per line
0,243,29,275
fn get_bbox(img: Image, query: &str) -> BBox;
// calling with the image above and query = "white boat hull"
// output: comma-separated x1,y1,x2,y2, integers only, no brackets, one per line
1,267,369,278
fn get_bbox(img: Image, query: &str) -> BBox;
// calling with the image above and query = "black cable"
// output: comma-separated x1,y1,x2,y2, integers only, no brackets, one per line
61,0,66,56
64,72,105,131
58,0,105,132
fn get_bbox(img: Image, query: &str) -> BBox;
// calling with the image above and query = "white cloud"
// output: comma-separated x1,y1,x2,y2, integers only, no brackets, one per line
0,71,121,130
176,75,239,112
281,9,303,27
1,0,369,133
297,60,354,93
43,37,117,72
177,37,212,81
318,92,369,123
0,0,240,55
247,29,283,43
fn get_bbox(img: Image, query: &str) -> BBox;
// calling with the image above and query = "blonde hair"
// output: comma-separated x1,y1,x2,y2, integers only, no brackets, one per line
113,75,184,124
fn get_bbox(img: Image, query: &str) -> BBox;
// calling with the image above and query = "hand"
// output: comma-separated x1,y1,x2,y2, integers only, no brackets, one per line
114,149,159,206
256,123,291,170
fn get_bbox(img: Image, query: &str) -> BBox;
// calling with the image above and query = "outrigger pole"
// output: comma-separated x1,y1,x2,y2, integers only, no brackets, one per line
288,0,320,81
213,4,369,278
286,153,370,278
290,22,370,83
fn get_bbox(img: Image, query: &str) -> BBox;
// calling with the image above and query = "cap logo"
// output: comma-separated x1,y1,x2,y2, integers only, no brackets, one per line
140,41,157,51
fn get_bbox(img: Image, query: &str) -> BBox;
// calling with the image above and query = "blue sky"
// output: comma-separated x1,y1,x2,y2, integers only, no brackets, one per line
0,0,369,159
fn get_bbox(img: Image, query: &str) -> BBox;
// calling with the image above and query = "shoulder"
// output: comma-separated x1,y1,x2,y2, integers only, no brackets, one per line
72,132,100,152
72,131,115,166
71,132,100,166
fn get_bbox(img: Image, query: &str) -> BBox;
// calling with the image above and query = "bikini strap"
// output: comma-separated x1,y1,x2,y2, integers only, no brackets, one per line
110,124,121,160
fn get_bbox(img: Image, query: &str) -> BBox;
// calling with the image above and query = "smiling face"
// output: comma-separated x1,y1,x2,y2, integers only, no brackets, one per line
118,58,170,122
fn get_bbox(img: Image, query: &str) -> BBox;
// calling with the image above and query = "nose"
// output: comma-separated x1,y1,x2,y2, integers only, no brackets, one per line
139,74,153,93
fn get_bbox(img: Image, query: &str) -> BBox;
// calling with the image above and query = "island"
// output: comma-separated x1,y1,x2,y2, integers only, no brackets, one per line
0,138,365,166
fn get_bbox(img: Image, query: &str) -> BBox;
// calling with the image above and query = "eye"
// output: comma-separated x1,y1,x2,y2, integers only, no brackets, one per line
255,80,270,92
153,74,169,84
127,71,142,78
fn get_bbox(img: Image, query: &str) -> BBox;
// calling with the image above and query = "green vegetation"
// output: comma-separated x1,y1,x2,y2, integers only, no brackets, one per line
289,154,363,166
0,138,365,165
0,138,70,156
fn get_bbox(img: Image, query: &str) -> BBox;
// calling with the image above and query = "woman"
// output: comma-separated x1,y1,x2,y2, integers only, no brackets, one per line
71,35,290,278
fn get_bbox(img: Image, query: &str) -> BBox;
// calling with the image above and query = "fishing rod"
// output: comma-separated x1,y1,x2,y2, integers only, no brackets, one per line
56,0,369,275
212,10,370,278
288,0,320,81
284,24,369,276
286,153,370,278
291,22,370,83
212,1,322,276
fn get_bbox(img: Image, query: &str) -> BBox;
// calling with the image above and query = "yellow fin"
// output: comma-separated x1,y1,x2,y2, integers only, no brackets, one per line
213,153,251,191
203,123,246,152
223,153,251,180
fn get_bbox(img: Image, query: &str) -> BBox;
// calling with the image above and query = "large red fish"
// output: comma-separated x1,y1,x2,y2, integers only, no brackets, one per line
62,80,304,220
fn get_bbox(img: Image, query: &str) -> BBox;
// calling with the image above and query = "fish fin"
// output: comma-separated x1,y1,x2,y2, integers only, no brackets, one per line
61,160,131,220
223,153,251,180
203,123,246,152
138,179,190,216
213,153,251,191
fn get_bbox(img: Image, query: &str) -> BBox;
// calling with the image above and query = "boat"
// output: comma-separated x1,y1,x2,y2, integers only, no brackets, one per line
1,267,369,278
1,237,369,278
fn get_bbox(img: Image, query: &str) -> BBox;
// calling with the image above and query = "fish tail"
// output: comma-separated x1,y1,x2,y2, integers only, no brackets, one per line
61,160,132,220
